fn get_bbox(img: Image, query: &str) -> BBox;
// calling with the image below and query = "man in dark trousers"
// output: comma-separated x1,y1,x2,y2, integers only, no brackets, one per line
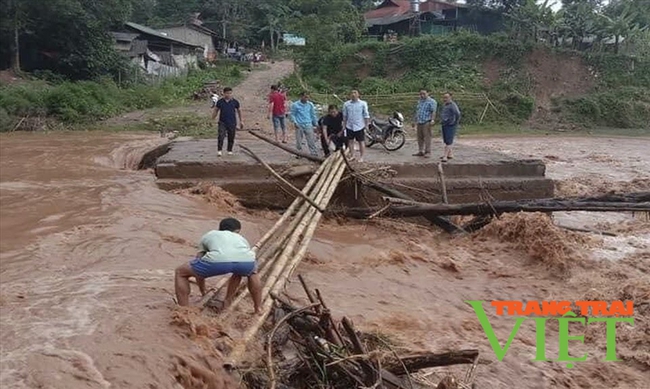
211,87,244,156
318,105,345,156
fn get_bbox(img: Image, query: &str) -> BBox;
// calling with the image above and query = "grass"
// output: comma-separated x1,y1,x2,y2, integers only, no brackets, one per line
0,63,247,131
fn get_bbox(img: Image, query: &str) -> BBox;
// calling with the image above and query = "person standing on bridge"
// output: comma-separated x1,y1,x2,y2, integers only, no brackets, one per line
412,89,437,158
290,92,319,157
174,217,262,313
440,92,461,162
211,87,244,157
342,90,370,163
268,84,288,143
318,105,345,157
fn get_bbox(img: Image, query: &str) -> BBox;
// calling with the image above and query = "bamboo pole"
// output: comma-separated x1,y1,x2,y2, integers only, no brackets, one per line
253,155,331,251
202,157,336,309
239,144,325,212
226,156,346,365
222,155,343,315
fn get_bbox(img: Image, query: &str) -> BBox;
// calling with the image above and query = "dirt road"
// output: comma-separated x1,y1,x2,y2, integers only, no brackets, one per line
102,60,294,130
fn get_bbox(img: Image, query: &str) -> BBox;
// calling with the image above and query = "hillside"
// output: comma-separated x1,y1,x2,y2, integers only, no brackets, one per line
287,33,650,130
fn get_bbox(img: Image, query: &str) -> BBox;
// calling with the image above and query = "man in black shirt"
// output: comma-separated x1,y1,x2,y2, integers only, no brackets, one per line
211,87,244,156
318,105,345,157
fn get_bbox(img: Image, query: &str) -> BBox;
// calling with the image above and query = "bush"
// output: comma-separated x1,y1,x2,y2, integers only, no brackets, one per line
290,33,648,128
560,87,650,129
0,63,246,128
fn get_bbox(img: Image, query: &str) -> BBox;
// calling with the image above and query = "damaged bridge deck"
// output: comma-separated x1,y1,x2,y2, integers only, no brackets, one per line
154,137,554,208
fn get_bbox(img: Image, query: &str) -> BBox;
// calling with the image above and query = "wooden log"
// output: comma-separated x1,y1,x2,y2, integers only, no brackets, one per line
267,303,321,389
437,162,448,204
315,288,345,347
240,144,324,212
382,350,480,374
383,197,650,216
556,224,617,237
254,156,331,252
339,150,463,234
281,165,318,178
248,130,325,163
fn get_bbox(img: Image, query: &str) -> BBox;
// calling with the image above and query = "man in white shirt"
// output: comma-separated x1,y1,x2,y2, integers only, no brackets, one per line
342,90,370,162
174,217,261,313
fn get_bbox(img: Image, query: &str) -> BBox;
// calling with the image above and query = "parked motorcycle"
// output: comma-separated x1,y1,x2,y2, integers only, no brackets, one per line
365,111,406,151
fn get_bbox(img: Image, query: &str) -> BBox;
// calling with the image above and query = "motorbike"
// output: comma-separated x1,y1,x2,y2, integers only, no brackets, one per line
365,111,406,151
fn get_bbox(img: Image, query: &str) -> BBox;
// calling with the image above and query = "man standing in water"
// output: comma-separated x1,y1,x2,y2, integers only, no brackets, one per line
290,91,319,157
268,84,288,143
174,218,262,314
412,89,437,158
440,92,461,162
342,90,370,162
211,87,244,157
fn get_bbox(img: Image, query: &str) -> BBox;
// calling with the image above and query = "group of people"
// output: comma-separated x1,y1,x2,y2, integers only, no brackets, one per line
175,87,462,311
267,86,461,163
209,84,461,163
267,86,371,162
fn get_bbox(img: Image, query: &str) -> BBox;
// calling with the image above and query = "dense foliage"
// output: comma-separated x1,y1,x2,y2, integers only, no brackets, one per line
0,0,367,80
0,64,243,129
290,32,650,128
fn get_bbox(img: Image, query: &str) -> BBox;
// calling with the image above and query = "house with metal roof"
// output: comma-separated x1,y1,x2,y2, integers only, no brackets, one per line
111,22,204,77
364,0,483,37
157,15,220,61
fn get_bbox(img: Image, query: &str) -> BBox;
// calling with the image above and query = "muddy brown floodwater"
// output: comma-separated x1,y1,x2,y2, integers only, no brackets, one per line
1,132,649,389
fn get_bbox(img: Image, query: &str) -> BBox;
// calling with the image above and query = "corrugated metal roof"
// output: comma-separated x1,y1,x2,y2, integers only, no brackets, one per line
365,0,464,20
366,11,443,26
125,22,203,48
110,32,139,42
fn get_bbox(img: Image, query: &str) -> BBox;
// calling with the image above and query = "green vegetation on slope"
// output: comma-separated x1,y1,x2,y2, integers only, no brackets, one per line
287,33,650,129
0,64,244,131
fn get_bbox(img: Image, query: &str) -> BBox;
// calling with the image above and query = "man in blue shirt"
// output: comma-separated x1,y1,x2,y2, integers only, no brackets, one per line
342,90,370,162
212,87,244,157
290,92,319,157
412,89,437,158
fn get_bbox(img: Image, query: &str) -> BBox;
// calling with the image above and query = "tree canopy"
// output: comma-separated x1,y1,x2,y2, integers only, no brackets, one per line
1,0,648,80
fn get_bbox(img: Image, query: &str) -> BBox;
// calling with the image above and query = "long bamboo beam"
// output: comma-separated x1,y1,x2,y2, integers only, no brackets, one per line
225,156,346,365
239,144,325,212
221,154,342,315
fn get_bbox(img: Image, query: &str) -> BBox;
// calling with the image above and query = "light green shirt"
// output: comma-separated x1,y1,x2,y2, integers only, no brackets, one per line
198,230,255,263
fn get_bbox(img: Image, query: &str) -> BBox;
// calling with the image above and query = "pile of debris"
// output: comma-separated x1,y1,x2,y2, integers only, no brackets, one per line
239,276,479,389
193,80,221,100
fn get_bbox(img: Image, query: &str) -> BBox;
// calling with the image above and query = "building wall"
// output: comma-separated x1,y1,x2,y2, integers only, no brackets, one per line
158,26,215,58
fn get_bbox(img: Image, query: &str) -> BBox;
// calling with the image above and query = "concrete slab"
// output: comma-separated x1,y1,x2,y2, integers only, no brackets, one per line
154,137,555,207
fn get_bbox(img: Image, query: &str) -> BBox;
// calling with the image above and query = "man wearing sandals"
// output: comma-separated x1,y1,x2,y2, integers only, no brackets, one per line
174,217,262,314
412,89,437,159
440,92,461,162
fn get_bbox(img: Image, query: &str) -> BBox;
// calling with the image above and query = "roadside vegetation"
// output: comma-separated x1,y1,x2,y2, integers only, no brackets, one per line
0,64,244,131
1,0,649,133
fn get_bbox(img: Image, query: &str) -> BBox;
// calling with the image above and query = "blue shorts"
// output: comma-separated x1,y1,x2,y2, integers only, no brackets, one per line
442,124,457,146
189,259,256,278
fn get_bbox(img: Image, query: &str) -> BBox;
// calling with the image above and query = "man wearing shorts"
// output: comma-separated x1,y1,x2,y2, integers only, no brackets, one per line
174,218,262,313
342,90,370,162
440,92,461,162
268,84,288,143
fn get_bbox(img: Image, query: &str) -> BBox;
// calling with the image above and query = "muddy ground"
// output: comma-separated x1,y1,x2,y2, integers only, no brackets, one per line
0,61,649,389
